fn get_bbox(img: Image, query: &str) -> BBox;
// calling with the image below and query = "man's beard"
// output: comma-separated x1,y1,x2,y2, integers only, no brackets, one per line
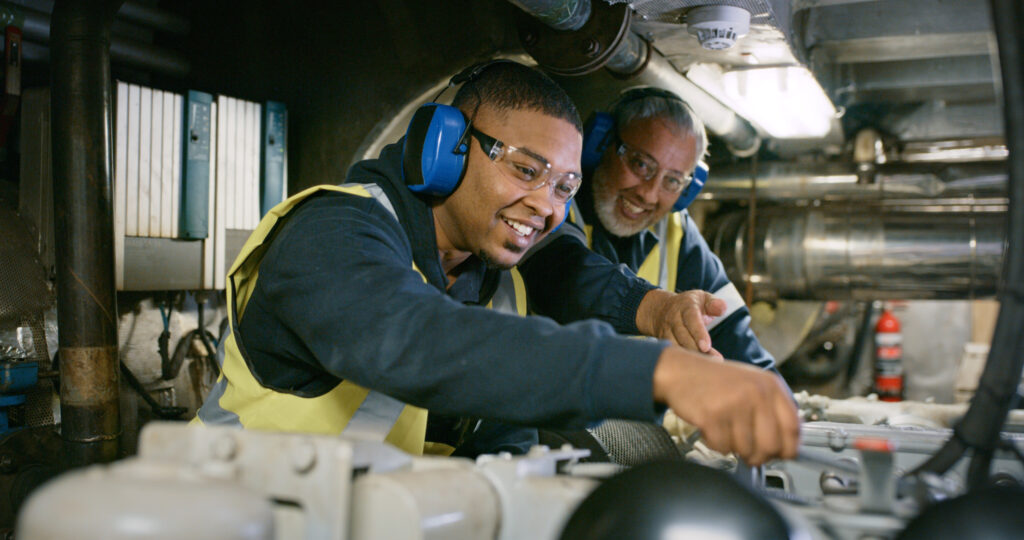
592,167,659,237
477,242,522,270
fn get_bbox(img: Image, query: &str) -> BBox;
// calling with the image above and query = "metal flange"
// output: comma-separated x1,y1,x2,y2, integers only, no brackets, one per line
517,1,632,76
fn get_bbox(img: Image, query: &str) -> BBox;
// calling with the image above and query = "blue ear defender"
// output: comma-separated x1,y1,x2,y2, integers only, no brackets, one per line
402,59,520,197
402,103,469,196
581,112,616,171
581,87,710,213
673,160,708,212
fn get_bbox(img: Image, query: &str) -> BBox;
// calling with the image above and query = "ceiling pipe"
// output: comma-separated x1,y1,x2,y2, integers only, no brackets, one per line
20,3,189,77
50,0,123,467
511,0,761,156
507,0,591,31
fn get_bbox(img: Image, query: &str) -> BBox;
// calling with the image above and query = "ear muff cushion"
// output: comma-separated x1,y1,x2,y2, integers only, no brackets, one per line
403,103,468,196
581,112,615,171
550,201,572,233
672,161,709,212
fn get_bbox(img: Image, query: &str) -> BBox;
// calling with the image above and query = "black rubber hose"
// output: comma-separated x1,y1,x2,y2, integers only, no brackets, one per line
119,361,186,419
844,301,875,384
195,299,220,377
958,0,1024,490
913,0,1024,486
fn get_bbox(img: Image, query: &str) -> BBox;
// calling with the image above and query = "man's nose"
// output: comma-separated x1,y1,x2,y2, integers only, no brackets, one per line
635,174,662,204
523,185,556,218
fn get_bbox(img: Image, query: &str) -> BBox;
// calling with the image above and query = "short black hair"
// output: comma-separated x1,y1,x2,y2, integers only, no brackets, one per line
451,60,583,134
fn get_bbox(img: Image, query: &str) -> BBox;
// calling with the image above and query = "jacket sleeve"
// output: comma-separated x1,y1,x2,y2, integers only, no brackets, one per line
675,213,779,373
240,193,667,429
517,224,656,334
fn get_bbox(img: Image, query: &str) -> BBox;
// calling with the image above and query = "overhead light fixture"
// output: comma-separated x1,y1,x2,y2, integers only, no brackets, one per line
688,64,838,139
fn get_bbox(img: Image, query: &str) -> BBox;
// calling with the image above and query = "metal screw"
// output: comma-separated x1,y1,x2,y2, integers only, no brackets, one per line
290,439,317,474
0,454,13,472
522,31,538,46
211,434,238,461
582,39,601,57
827,428,848,452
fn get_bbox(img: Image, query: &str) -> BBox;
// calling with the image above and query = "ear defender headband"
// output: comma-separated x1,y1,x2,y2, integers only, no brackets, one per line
580,87,710,212
402,60,517,196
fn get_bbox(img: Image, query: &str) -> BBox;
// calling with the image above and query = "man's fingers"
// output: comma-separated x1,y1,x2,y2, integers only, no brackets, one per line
701,417,732,455
774,389,801,460
704,295,727,317
681,306,712,352
731,409,755,463
672,322,700,351
749,402,783,466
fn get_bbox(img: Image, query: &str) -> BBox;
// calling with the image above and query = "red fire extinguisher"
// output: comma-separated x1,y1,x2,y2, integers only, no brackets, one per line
873,309,904,402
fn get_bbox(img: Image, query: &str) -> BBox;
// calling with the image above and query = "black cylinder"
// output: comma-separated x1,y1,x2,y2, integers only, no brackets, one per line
50,0,124,466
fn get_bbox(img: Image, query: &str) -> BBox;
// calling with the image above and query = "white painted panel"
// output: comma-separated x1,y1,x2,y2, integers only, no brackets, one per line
171,93,183,238
114,81,128,288
137,86,152,237
126,84,140,236
160,90,175,238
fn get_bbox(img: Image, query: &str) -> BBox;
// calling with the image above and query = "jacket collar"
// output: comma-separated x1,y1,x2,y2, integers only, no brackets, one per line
347,140,499,303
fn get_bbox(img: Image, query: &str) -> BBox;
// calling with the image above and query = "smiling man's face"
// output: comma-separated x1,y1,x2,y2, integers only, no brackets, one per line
592,115,698,237
434,105,582,270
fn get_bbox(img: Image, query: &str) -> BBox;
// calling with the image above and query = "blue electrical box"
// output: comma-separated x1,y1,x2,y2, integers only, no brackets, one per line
260,100,287,216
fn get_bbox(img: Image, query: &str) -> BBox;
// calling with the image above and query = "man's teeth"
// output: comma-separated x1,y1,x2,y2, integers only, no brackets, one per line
503,218,534,237
622,199,645,214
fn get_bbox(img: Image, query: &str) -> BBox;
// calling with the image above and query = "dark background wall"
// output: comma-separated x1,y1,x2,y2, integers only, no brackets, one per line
164,0,518,192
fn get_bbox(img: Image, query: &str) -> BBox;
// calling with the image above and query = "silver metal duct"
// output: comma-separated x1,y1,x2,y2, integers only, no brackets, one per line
552,45,762,155
700,161,1009,201
707,203,1006,300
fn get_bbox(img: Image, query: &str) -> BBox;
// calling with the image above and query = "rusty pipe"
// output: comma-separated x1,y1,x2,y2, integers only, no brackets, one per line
50,0,123,466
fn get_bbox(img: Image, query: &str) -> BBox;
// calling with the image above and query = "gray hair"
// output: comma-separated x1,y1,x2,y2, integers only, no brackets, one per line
611,88,709,170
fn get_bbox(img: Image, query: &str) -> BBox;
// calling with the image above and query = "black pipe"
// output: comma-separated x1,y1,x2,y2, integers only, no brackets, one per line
21,5,190,78
959,0,1024,490
911,0,1024,489
50,0,124,467
117,1,190,35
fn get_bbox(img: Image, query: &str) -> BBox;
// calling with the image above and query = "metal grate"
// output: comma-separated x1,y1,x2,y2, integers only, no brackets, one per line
9,384,57,428
0,207,52,329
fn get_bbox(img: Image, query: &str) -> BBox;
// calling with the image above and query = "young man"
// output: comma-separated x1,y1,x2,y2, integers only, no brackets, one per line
195,62,797,466
527,88,775,370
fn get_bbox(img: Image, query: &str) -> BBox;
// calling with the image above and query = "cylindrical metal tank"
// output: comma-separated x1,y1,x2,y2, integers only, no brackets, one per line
17,460,274,540
708,203,1006,300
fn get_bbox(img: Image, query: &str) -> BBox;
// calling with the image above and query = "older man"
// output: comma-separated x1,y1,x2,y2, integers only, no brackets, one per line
527,87,775,371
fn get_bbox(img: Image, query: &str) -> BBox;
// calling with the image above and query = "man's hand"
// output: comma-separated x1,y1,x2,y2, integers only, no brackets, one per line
652,347,799,465
636,289,726,356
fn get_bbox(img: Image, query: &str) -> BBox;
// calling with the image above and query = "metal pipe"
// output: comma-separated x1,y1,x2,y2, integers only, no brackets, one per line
117,0,190,35
507,0,591,31
554,46,762,156
6,0,188,35
700,161,1009,201
708,204,1006,300
604,31,648,75
20,4,189,77
50,0,122,466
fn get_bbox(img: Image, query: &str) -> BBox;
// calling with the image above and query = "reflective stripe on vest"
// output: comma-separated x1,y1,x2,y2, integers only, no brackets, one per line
194,184,428,455
489,267,528,315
